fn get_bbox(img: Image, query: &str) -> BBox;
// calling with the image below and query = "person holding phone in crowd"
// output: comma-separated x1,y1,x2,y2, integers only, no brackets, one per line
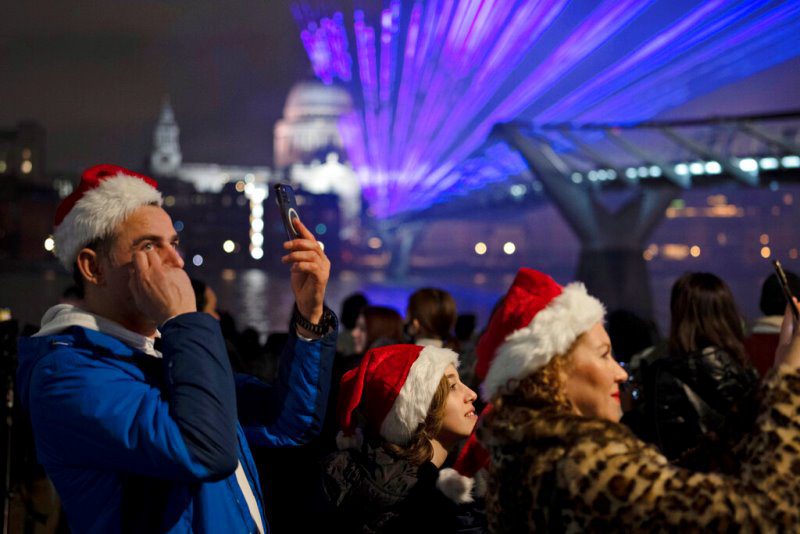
16,165,337,533
478,267,800,531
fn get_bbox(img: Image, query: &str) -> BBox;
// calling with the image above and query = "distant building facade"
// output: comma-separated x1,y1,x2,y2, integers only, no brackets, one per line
0,121,46,186
149,82,361,262
274,80,361,238
0,121,63,265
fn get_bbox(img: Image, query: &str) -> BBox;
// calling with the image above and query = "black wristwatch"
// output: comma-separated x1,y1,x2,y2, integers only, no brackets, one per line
292,304,336,337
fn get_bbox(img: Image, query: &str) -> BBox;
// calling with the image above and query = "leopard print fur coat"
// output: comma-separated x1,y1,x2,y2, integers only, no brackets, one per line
479,367,800,532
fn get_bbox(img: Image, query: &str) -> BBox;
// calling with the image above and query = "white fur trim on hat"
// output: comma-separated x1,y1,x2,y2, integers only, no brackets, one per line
335,427,363,450
54,174,162,269
481,282,604,401
380,346,459,445
436,467,475,504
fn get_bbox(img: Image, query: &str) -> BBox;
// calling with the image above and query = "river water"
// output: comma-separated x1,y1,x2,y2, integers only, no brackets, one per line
0,268,515,339
0,261,773,343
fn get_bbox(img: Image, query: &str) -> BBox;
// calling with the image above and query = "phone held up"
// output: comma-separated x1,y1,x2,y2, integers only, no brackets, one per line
773,259,800,323
273,184,301,241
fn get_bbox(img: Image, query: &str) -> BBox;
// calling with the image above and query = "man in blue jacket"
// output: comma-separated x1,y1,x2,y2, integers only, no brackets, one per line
17,164,337,533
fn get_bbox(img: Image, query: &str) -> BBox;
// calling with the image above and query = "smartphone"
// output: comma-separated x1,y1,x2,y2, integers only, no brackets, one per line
773,259,799,322
273,184,301,240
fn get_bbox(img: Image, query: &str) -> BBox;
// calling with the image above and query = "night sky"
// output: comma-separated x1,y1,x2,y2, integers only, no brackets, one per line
3,1,800,173
2,0,313,172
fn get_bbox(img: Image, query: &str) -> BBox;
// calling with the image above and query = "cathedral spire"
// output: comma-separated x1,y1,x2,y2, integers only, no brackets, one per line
150,96,182,176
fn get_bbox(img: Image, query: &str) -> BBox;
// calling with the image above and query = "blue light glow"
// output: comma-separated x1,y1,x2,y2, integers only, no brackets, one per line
294,0,800,218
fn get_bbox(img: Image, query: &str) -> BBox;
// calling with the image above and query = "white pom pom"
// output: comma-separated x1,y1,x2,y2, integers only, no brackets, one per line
335,428,363,450
473,468,487,497
436,467,474,504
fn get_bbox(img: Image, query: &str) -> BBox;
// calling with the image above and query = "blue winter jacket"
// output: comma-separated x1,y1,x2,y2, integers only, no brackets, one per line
16,311,336,533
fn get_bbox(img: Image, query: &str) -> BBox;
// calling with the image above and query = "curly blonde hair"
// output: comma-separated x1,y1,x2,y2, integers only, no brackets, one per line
490,352,573,416
384,375,450,466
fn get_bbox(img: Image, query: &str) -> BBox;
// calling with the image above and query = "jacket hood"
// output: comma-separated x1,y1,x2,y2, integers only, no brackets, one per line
16,304,159,412
35,304,159,355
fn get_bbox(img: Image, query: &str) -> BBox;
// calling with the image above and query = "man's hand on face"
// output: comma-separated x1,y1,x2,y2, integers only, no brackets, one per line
281,218,330,325
129,249,197,325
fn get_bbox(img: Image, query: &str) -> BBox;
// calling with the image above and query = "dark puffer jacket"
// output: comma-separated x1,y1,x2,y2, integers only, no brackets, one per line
318,439,486,533
635,346,759,461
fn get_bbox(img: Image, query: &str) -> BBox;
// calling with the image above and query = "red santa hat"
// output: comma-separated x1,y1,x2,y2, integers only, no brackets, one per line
53,164,162,269
478,268,605,401
337,344,459,448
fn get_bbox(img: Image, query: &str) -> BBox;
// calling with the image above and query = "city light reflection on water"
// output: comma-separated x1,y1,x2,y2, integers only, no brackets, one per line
0,265,789,341
0,270,511,340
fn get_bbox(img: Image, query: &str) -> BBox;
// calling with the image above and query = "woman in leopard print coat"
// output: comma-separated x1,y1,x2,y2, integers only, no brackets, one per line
474,267,800,531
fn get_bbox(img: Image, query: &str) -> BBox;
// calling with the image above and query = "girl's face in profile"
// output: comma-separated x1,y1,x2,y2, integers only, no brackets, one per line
437,364,478,444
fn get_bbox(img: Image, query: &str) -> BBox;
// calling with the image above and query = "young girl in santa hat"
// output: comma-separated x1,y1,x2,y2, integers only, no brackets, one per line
317,344,487,533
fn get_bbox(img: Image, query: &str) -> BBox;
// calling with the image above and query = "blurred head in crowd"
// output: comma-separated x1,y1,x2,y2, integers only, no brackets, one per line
455,313,477,342
405,288,457,345
191,278,220,320
760,270,800,316
352,305,404,354
340,292,369,331
669,272,747,364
